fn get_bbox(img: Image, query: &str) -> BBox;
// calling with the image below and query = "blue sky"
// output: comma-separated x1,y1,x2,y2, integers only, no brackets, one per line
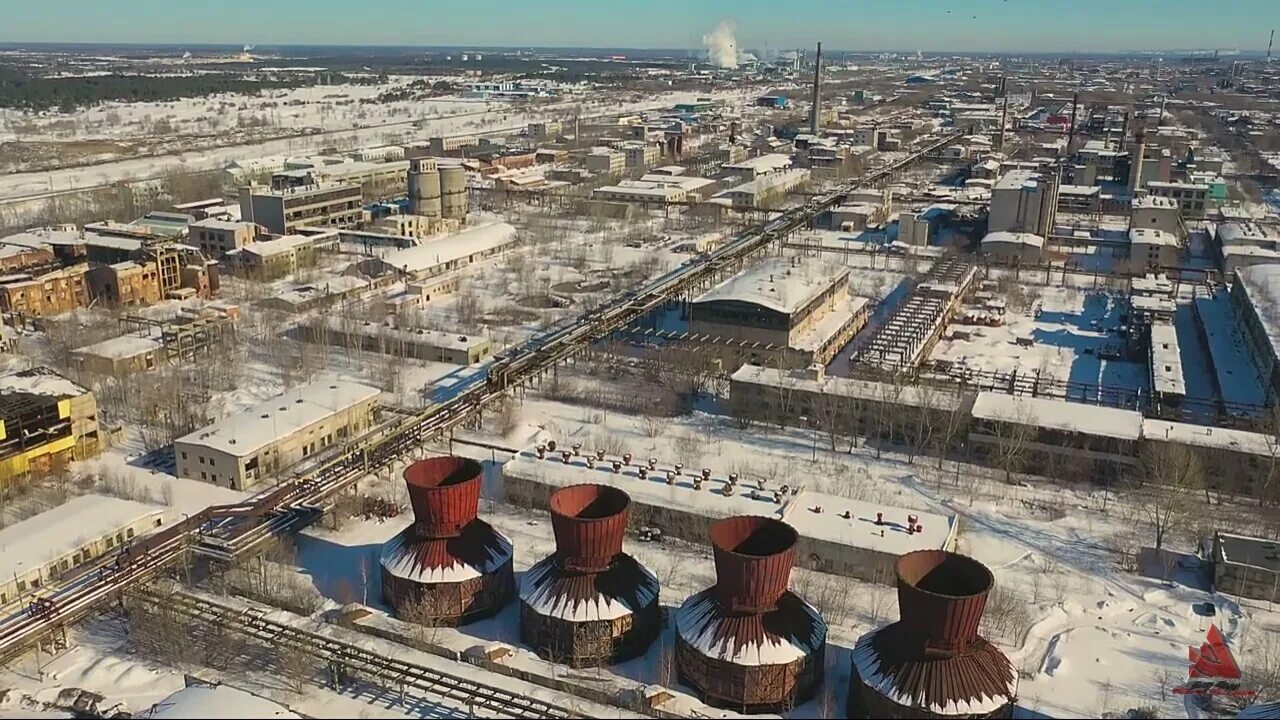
2,0,1276,53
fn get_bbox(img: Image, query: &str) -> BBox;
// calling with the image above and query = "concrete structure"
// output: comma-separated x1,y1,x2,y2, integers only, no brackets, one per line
592,182,688,207
690,256,869,367
621,142,661,169
0,368,101,483
1128,228,1181,272
256,275,369,314
1217,222,1280,275
723,154,793,178
0,495,163,606
71,335,164,376
980,231,1044,262
174,378,379,490
1230,265,1280,403
350,223,517,282
1212,532,1280,603
439,162,468,221
989,169,1058,237
238,183,363,235
225,232,337,281
0,264,90,317
717,169,810,211
1145,181,1208,217
294,317,492,365
585,148,625,176
502,445,958,585
189,219,261,259
407,158,444,220
968,393,1142,477
273,160,409,199
897,212,931,246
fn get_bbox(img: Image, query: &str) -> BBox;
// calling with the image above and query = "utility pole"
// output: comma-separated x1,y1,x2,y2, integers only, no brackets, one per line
809,42,823,136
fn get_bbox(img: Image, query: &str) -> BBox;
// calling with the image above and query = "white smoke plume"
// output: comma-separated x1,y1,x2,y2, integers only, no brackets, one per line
702,21,740,69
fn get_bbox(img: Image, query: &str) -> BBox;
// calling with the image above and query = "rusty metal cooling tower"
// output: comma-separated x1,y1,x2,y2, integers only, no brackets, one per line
848,550,1017,719
676,515,827,713
379,456,514,626
519,484,660,667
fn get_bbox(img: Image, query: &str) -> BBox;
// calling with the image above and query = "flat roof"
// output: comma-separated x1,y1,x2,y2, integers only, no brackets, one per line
1144,419,1271,457
373,222,517,275
723,153,792,174
174,377,380,459
0,494,162,583
982,231,1045,249
971,392,1143,441
791,296,870,352
1130,228,1179,246
190,218,256,232
1149,322,1186,397
1234,265,1280,365
1133,195,1178,209
693,256,847,316
731,364,965,411
315,316,488,352
505,449,956,557
993,168,1040,192
73,334,163,360
1216,532,1280,573
0,367,86,399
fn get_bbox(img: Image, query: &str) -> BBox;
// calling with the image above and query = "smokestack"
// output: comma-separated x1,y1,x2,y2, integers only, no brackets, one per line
549,484,628,572
809,42,823,136
1130,126,1147,193
997,93,1009,155
895,550,993,656
1067,92,1079,155
709,515,797,613
405,456,481,538
1269,29,1275,62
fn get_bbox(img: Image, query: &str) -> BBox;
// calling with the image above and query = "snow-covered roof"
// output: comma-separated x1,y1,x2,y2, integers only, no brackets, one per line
505,449,956,558
266,275,369,308
238,234,312,258
692,256,847,316
1148,323,1186,397
190,218,255,232
373,222,517,275
792,296,870,352
970,393,1144,441
723,153,792,175
0,367,87,398
316,316,489,352
0,495,162,584
1219,222,1280,247
1130,228,1179,246
993,169,1040,192
721,168,810,198
174,377,380,458
145,683,298,719
731,364,966,412
1143,419,1272,457
73,334,163,360
981,231,1045,249
1234,265,1280,364
1132,195,1177,210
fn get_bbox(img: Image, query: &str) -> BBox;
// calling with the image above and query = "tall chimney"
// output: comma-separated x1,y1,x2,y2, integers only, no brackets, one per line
997,93,1009,155
1130,126,1147,193
549,484,628,572
1067,91,1079,155
709,515,797,614
404,456,481,538
895,550,993,657
809,42,823,136
1269,29,1275,62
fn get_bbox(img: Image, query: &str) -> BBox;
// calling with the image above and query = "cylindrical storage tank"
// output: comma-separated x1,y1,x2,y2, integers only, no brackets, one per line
440,163,468,220
407,158,442,220
675,516,826,714
380,456,514,626
847,551,1016,719
520,484,660,668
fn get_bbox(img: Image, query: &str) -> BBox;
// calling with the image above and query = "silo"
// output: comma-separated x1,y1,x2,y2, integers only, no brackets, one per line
439,162,468,221
407,158,442,220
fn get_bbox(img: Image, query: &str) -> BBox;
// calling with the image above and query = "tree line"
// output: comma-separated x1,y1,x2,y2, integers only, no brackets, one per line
0,66,309,112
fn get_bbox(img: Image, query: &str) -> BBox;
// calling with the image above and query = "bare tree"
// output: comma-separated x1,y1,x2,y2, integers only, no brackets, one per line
989,410,1035,484
1129,443,1204,550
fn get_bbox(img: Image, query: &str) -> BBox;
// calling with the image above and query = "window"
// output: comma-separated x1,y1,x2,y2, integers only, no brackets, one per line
198,456,205,465
126,528,135,539
201,471,207,480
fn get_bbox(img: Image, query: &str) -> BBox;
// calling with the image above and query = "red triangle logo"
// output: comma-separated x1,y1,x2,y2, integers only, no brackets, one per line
1188,625,1243,680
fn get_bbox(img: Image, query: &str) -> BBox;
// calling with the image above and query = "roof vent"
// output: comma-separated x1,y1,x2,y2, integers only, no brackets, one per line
296,398,304,403
260,413,270,419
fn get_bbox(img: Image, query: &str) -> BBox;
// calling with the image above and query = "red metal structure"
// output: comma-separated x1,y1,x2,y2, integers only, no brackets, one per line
380,456,514,626
848,550,1017,719
675,515,826,713
519,484,659,667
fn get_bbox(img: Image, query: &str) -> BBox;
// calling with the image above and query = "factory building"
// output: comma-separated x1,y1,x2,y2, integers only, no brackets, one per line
272,160,410,200
717,169,811,211
723,154,793,178
0,264,90,317
585,148,626,176
621,142,661,169
690,256,870,367
591,182,688,207
238,183,364,235
381,457,514,626
1211,532,1280,603
0,367,101,483
293,317,492,365
988,169,1058,238
0,494,164,606
1144,180,1209,217
350,222,517,282
502,444,958,585
188,219,262,259
173,377,379,490
1128,228,1181,272
1217,222,1280,275
224,231,338,281
1230,265,1280,403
